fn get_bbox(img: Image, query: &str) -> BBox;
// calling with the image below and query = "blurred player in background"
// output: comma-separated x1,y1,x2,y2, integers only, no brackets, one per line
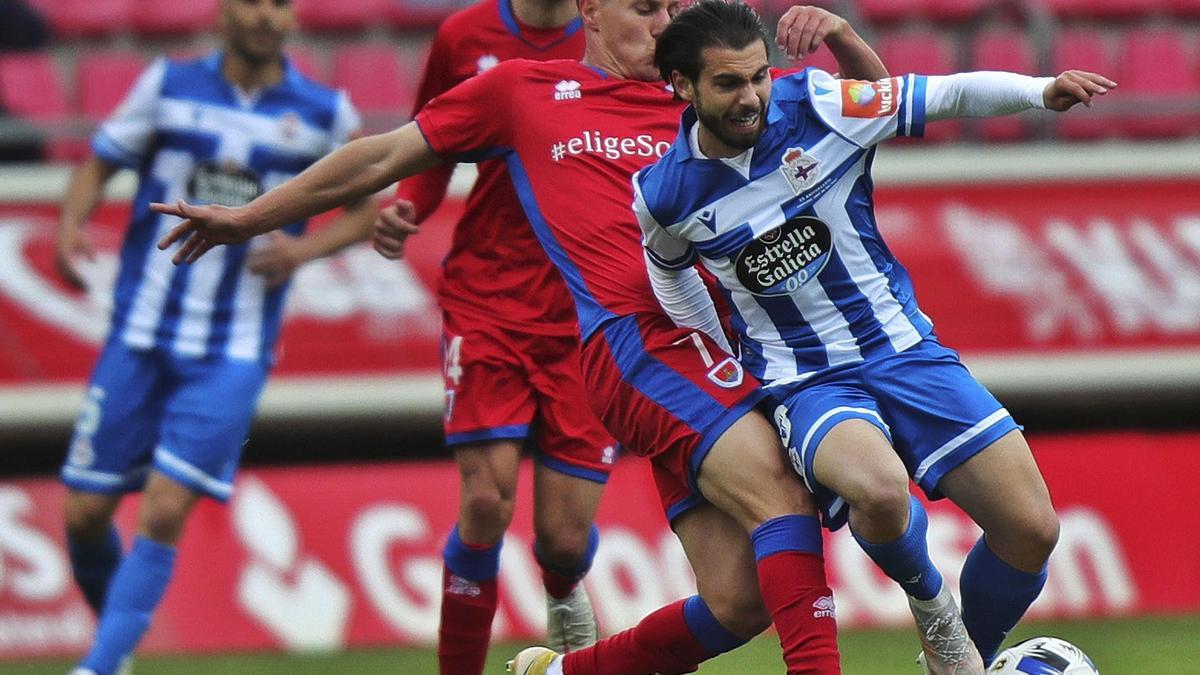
635,1,1116,672
152,3,887,672
53,1,374,673
375,1,608,671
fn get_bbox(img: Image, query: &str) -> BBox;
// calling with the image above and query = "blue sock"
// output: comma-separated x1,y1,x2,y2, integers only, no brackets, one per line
442,525,502,582
960,536,1048,665
853,495,943,601
749,513,824,560
682,595,750,656
79,536,176,675
68,524,123,614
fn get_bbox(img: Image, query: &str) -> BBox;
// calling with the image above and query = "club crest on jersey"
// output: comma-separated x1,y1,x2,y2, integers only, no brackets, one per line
554,80,582,101
780,147,819,194
278,111,302,141
707,357,744,388
840,77,898,118
476,54,500,75
735,216,833,296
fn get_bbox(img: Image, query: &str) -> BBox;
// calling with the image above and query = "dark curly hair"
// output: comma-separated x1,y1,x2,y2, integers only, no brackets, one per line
655,0,769,85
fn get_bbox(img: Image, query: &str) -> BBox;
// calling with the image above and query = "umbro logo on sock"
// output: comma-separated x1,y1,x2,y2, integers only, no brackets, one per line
447,575,482,597
812,595,836,619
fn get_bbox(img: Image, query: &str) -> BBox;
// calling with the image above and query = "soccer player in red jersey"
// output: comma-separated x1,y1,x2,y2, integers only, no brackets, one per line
378,1,608,671
153,4,885,673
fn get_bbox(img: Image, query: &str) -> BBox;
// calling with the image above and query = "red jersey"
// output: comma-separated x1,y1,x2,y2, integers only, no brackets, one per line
398,0,584,335
416,59,686,342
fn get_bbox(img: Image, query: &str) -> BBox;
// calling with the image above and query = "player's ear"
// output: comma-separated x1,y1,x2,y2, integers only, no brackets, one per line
578,0,602,30
671,71,695,103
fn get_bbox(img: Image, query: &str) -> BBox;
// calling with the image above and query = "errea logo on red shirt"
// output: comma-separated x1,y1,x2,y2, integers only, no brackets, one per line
554,80,582,101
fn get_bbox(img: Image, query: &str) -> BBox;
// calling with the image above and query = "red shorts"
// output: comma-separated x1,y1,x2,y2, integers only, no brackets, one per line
580,313,768,521
441,311,616,483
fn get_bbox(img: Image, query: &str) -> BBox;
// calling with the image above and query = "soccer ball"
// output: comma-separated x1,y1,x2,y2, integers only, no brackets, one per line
988,637,1099,674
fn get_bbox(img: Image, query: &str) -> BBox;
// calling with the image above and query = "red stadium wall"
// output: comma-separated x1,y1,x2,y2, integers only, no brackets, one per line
2,432,1198,659
2,178,1198,394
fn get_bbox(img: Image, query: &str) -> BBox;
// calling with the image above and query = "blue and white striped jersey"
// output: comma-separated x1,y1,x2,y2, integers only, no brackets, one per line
634,68,934,386
93,52,360,363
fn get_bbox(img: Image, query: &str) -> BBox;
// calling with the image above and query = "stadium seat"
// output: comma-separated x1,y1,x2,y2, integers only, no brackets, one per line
856,0,930,23
130,0,217,36
296,0,393,32
387,0,460,30
1115,27,1200,138
969,29,1038,141
926,0,991,22
76,50,147,121
0,53,68,120
332,46,416,129
877,31,962,141
758,0,839,16
1170,0,1200,15
39,0,131,38
0,52,79,159
1042,0,1167,20
1050,28,1118,139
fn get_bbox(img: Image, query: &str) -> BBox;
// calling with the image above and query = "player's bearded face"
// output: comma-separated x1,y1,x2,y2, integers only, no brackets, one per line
690,44,772,154
221,0,295,64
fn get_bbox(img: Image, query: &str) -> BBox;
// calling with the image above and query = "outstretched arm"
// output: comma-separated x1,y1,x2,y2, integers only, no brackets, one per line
925,70,1116,121
245,196,380,287
153,122,441,264
776,5,887,81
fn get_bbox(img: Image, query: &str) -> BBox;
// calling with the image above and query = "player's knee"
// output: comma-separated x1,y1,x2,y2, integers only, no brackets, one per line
137,487,193,540
702,591,771,639
839,461,910,529
988,507,1060,570
533,522,591,568
460,486,515,533
64,501,112,541
1018,510,1060,563
853,478,910,527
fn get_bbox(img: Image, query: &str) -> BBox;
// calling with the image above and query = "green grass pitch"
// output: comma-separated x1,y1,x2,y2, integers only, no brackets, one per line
8,614,1199,673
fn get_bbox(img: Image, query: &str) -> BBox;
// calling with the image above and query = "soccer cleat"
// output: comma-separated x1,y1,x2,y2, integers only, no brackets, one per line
507,646,560,675
909,586,985,675
546,585,598,653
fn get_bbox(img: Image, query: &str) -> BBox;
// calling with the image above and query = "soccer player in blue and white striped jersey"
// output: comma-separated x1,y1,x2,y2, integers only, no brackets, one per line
53,2,376,673
635,2,1115,672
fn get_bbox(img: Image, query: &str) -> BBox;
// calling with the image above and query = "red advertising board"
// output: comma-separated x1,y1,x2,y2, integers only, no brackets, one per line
2,178,1199,388
874,179,1200,355
2,432,1197,658
0,202,457,385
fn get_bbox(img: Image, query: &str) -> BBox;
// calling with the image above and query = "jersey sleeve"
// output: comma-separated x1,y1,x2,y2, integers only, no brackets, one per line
91,58,167,168
414,60,518,163
395,26,459,222
411,24,457,117
805,68,928,147
395,162,453,223
633,170,697,271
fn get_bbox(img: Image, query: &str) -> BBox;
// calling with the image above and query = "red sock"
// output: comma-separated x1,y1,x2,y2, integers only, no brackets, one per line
542,567,581,601
437,566,498,675
757,551,841,674
563,599,707,675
